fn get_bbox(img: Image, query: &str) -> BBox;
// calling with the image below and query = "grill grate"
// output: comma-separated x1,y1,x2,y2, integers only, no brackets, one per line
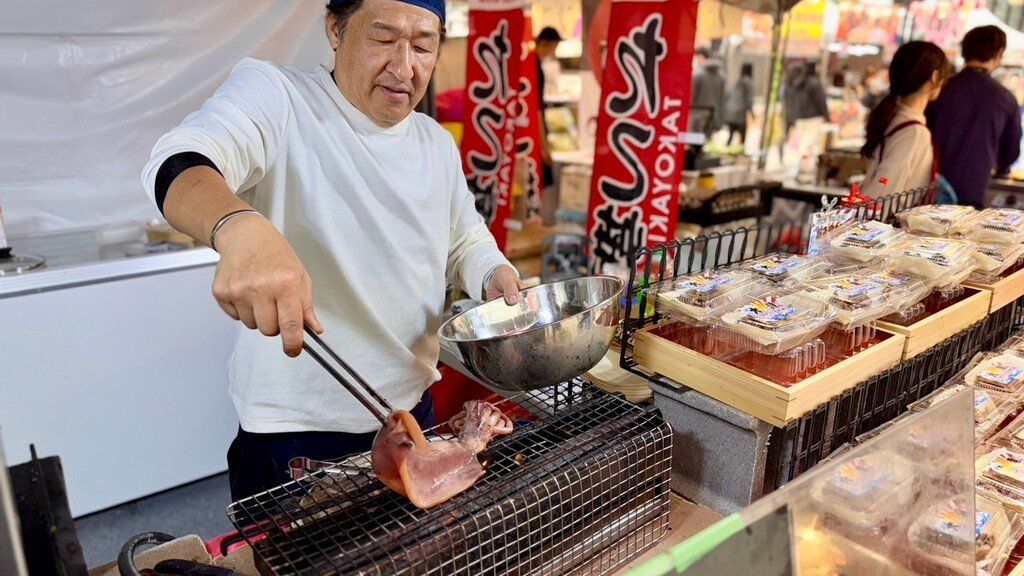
227,383,672,575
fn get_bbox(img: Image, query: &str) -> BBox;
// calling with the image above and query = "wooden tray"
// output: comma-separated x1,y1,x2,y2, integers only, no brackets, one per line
633,325,905,427
965,265,1024,313
876,287,992,360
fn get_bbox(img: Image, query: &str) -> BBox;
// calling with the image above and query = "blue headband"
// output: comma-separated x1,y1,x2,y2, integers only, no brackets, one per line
329,0,445,25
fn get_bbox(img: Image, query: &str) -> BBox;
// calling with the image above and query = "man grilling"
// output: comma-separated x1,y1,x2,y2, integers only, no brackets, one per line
142,0,522,500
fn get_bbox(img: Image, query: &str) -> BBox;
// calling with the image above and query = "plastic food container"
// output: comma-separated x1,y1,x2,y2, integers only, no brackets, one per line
898,205,977,236
711,289,837,355
908,494,1011,572
978,447,1024,513
826,220,906,264
890,237,978,290
863,267,934,310
972,208,1024,245
802,273,902,329
965,353,1024,393
654,269,767,323
739,253,824,284
907,383,1005,425
811,452,918,534
972,242,1024,283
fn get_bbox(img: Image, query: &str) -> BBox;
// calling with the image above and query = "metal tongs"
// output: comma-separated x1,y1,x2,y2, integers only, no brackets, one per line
301,325,394,424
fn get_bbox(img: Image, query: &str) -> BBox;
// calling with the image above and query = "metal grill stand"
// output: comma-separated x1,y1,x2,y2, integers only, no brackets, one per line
228,384,672,576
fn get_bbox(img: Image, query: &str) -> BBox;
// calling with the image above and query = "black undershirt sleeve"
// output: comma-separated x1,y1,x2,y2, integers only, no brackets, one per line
153,152,223,215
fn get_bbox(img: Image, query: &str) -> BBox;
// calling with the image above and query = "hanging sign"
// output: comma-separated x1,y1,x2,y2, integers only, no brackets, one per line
461,0,525,251
586,0,698,272
514,19,544,221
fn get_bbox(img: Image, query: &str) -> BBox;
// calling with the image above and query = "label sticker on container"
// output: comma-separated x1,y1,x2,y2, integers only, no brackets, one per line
930,500,969,540
987,449,1024,483
740,297,798,324
831,457,890,498
828,278,884,300
841,224,886,244
987,210,1023,229
749,255,800,277
869,271,910,287
681,271,733,294
979,362,1023,387
976,510,992,539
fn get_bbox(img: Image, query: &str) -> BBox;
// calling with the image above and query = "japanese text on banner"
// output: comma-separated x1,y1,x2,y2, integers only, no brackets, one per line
586,0,698,273
461,0,525,251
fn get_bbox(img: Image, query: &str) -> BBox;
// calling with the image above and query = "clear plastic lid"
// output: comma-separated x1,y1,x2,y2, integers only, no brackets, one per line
710,289,838,355
972,208,1024,245
738,252,825,283
825,220,906,264
898,204,978,236
907,383,1005,425
972,242,1024,283
908,494,1011,571
977,447,1024,513
862,266,935,310
890,236,978,289
811,452,917,530
964,353,1024,393
802,272,905,329
654,268,769,323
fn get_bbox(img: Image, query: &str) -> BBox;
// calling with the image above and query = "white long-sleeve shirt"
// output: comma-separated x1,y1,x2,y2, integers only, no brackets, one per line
142,58,511,433
862,105,935,197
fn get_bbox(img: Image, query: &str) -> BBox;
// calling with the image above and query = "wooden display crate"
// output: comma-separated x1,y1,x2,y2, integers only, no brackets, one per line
633,326,905,427
965,266,1024,313
876,287,992,360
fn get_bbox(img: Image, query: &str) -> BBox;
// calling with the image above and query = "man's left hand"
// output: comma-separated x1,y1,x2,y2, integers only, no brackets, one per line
485,265,524,305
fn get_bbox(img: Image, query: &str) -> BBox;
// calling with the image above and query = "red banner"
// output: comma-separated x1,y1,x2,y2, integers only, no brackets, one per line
462,0,524,251
586,0,698,273
514,24,544,221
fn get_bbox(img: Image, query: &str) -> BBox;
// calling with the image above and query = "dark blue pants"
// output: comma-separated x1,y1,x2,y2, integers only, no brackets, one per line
226,390,435,501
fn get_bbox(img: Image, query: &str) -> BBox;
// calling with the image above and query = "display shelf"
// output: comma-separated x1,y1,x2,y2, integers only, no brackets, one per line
633,323,905,427
966,264,1024,314
877,287,992,359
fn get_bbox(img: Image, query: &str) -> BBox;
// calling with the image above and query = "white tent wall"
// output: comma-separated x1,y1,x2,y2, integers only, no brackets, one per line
0,1,334,236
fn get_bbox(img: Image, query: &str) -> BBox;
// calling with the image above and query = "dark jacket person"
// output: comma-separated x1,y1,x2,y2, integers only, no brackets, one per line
928,25,1023,207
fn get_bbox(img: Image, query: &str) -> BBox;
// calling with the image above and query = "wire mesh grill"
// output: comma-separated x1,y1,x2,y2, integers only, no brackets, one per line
227,383,672,576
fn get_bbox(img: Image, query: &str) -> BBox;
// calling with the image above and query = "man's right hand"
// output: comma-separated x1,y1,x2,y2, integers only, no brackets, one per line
210,214,324,357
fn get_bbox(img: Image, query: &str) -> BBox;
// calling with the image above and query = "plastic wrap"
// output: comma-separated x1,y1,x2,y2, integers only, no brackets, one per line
977,447,1024,513
710,289,838,355
654,268,768,323
802,273,905,330
824,219,906,264
971,242,1024,283
738,252,825,283
964,353,1024,394
810,452,919,534
908,495,1011,572
971,208,1024,245
890,237,978,290
898,205,977,236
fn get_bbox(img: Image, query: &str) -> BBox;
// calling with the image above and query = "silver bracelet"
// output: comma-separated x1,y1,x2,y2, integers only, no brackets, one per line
209,209,260,252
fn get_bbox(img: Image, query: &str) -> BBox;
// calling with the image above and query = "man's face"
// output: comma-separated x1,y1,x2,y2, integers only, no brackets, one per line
327,0,441,127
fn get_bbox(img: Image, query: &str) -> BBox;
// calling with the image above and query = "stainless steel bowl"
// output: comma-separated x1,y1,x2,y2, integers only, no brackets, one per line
439,276,625,391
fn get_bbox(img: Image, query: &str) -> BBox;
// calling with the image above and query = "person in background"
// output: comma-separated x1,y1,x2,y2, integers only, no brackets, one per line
689,48,725,135
534,26,562,189
928,25,1023,208
723,63,755,146
861,42,951,197
860,65,888,111
535,26,562,102
782,61,830,137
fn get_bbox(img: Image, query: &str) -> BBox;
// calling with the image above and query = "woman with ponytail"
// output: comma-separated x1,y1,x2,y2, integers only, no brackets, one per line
861,42,951,197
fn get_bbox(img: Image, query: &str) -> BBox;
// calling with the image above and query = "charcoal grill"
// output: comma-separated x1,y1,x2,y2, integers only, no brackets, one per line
226,382,672,575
